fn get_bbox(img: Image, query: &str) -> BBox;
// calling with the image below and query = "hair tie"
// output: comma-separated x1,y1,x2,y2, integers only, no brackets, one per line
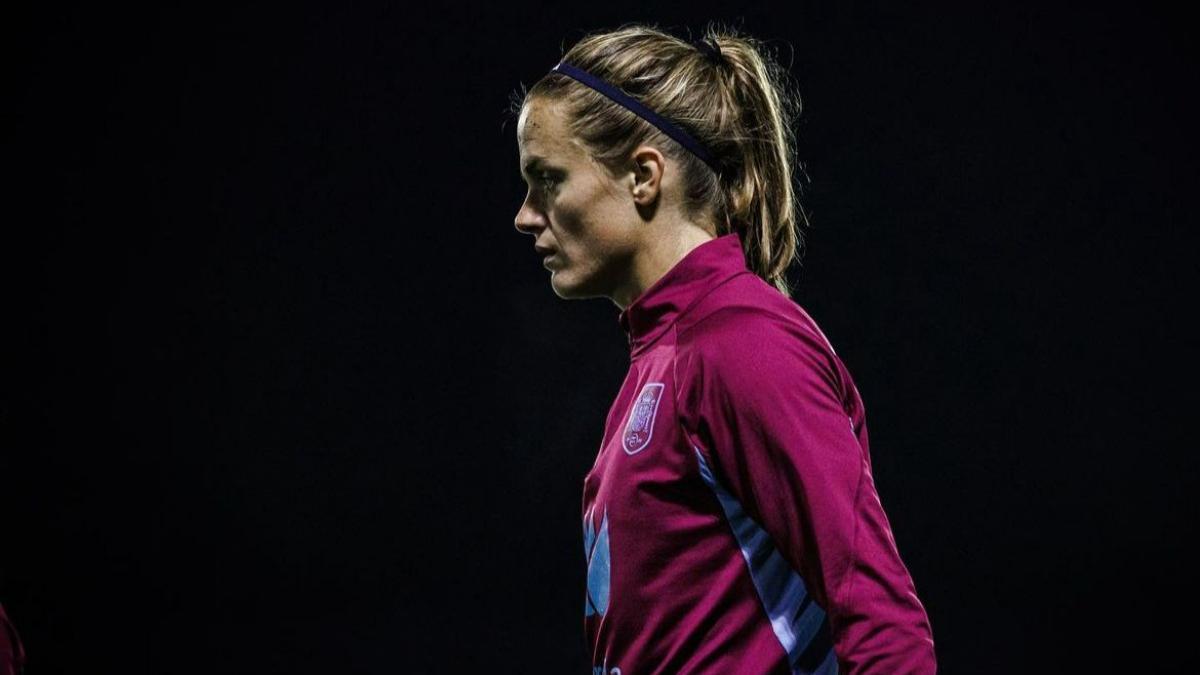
692,38,724,66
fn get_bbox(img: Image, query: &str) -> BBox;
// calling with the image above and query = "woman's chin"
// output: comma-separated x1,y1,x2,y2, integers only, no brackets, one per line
549,270,586,299
549,272,573,297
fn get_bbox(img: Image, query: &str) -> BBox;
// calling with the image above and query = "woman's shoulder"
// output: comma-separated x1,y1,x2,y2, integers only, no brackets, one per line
679,273,838,360
674,274,845,396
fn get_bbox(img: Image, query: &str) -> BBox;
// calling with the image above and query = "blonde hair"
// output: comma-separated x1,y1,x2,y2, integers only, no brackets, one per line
510,22,810,297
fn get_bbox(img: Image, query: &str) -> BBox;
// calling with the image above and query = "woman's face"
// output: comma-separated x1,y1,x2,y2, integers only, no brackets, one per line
514,98,640,300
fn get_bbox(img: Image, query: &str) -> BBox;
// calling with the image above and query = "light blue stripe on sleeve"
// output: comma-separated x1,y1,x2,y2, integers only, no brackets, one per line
695,445,838,674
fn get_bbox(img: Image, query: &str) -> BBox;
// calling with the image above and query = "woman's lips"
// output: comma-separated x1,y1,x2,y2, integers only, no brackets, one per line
535,244,558,267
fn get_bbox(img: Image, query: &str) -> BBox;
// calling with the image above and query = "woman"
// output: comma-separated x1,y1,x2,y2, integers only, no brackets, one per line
512,23,936,674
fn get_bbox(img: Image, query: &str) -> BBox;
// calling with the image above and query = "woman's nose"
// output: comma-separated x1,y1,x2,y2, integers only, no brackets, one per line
514,200,545,236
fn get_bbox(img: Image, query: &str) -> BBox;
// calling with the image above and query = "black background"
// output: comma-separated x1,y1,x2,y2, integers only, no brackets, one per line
3,2,1195,673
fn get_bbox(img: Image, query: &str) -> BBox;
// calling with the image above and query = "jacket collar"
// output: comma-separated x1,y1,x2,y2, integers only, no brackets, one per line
617,232,749,355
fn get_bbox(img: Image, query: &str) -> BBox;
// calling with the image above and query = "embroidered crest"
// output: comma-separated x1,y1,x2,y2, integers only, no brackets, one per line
622,382,664,455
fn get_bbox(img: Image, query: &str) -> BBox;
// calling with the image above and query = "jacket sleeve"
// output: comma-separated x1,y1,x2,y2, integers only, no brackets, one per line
679,311,936,673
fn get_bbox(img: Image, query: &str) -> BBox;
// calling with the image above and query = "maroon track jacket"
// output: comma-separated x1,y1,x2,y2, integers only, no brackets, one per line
582,233,936,673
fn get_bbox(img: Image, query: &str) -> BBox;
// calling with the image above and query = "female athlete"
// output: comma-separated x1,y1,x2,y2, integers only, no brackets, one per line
512,23,936,674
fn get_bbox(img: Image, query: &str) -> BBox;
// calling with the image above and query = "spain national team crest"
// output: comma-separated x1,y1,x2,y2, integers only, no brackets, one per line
622,382,664,455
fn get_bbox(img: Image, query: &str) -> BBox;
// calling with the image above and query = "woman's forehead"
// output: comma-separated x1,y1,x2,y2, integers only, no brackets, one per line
518,100,577,160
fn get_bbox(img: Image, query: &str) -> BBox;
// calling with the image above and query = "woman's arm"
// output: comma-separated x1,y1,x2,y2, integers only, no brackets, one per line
680,310,936,673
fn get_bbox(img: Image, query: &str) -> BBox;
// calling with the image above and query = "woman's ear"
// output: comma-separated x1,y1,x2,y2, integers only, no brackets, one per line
630,145,665,204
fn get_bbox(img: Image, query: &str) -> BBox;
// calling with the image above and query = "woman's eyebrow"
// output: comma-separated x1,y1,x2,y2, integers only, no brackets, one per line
521,157,548,178
524,156,568,177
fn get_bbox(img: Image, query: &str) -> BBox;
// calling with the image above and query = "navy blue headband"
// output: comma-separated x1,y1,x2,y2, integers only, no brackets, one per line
549,61,721,175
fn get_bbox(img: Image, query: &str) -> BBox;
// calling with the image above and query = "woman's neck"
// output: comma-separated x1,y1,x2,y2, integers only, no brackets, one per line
610,222,717,311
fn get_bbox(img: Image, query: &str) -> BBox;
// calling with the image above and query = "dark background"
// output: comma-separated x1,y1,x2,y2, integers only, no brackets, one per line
3,2,1195,673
